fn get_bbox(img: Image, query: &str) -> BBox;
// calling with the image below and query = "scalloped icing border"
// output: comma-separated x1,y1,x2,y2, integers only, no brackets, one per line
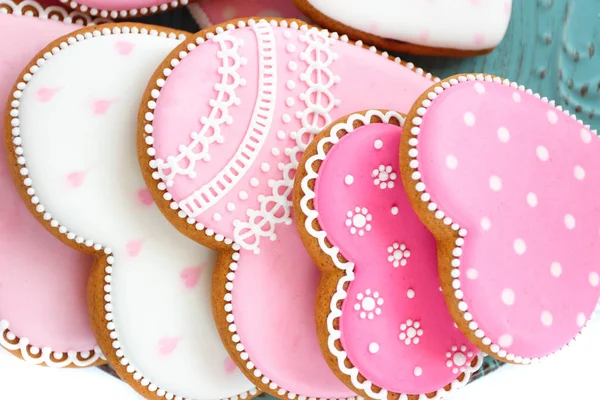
139,18,437,400
6,23,258,399
0,0,110,25
0,0,108,368
298,110,485,400
402,73,599,365
57,0,188,20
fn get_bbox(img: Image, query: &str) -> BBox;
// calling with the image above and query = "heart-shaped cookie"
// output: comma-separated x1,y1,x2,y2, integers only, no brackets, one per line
400,74,600,364
294,110,483,399
5,23,257,399
138,18,434,399
188,0,304,28
0,0,108,368
294,0,512,56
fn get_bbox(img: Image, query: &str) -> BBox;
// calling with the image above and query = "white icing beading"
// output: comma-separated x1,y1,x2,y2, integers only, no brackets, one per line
156,31,246,188
232,26,340,254
404,73,598,365
179,22,277,218
299,110,484,399
142,18,436,400
57,0,188,20
8,24,259,400
0,320,105,368
0,0,110,25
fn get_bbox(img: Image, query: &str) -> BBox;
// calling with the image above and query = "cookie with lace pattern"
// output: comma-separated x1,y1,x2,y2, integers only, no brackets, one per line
138,17,436,399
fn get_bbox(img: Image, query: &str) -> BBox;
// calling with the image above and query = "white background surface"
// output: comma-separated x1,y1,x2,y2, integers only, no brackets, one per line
1,311,598,400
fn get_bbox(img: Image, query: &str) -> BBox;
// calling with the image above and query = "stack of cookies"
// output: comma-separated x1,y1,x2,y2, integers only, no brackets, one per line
1,1,599,400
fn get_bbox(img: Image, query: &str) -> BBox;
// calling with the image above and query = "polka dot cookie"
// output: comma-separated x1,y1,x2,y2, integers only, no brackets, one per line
294,0,512,56
400,74,600,364
188,0,304,29
138,18,434,400
294,110,483,399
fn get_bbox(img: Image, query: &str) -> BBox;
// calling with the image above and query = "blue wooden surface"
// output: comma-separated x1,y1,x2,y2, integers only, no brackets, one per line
128,0,597,397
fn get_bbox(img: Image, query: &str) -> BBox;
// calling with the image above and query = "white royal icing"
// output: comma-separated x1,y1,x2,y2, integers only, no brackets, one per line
305,0,512,51
8,25,256,399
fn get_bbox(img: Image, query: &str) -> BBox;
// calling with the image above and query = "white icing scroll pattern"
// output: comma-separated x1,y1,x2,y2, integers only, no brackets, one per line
0,0,110,25
156,31,246,187
233,27,340,254
0,320,106,368
179,22,277,217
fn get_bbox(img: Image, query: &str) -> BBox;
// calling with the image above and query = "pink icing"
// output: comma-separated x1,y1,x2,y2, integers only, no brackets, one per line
0,14,96,352
189,0,304,27
62,0,167,12
150,24,432,396
313,122,478,394
415,79,600,359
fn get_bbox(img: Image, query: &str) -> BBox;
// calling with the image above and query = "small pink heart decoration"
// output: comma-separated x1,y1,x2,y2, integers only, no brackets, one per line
157,337,181,356
180,266,202,288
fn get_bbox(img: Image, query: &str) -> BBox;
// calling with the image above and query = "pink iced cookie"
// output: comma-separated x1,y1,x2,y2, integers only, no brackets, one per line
295,110,482,399
401,74,600,364
0,0,107,367
188,0,304,29
56,0,186,20
140,19,434,399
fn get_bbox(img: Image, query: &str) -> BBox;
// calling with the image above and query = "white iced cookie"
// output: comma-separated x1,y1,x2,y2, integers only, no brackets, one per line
294,0,512,55
5,23,257,400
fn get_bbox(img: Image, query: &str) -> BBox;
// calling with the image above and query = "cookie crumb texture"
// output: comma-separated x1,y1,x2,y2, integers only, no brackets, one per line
403,75,600,363
142,19,433,399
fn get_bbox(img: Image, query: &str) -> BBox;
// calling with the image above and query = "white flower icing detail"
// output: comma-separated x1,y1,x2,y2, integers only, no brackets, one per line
446,345,474,374
399,319,423,345
387,242,410,267
345,206,372,236
372,164,397,189
354,289,383,320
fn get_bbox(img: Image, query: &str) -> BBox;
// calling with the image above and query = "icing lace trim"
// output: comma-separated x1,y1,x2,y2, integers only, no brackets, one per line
156,31,246,188
0,0,110,25
299,110,484,399
0,320,105,368
179,22,277,218
233,26,340,254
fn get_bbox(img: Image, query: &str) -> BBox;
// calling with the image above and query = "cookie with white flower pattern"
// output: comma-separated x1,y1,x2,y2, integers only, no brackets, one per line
0,0,109,368
400,74,600,364
293,0,512,56
138,18,435,399
294,110,483,400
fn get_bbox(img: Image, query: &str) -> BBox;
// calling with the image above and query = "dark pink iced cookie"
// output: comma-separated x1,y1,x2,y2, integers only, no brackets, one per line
401,74,600,364
139,18,434,399
188,0,304,28
295,110,483,399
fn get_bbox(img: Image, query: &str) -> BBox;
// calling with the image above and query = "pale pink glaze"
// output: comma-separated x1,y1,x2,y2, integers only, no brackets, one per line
416,79,600,359
189,0,304,27
314,122,478,394
150,24,432,397
0,14,96,352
